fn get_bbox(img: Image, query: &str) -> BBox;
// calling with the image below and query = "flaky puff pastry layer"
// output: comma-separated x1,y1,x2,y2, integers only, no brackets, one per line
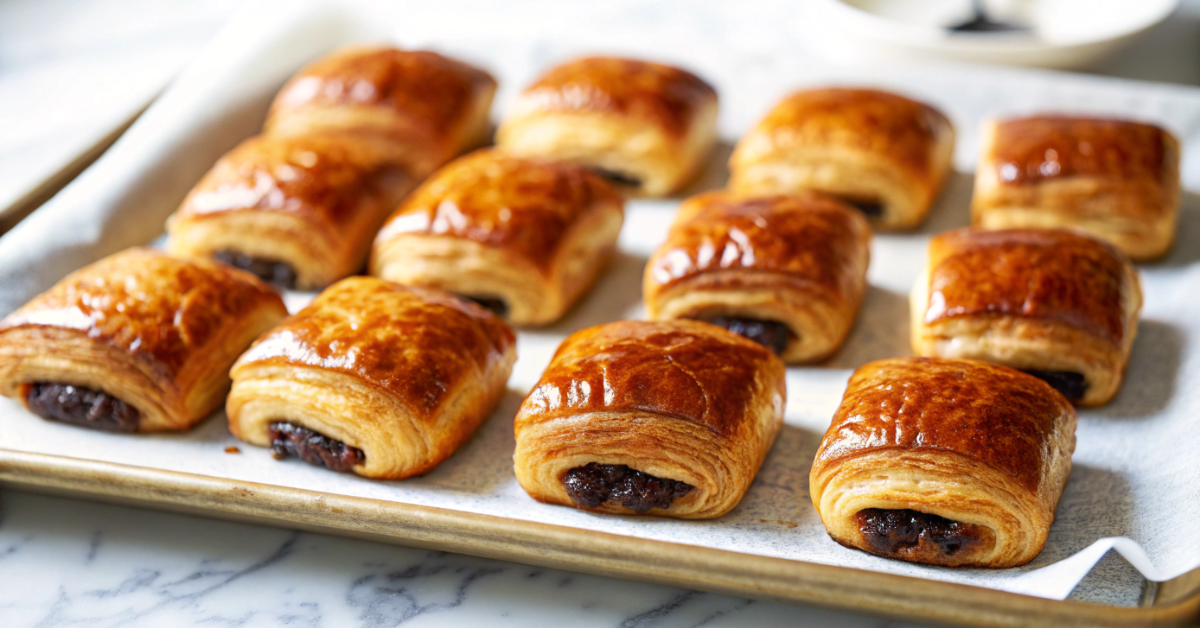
0,248,287,431
265,46,497,179
495,56,718,197
644,191,871,363
228,277,516,479
729,88,955,231
166,132,418,290
514,320,785,519
971,116,1181,261
370,149,625,325
811,358,1077,568
910,228,1141,406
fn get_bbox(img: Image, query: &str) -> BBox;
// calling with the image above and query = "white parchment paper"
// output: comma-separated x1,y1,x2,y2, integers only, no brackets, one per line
0,0,1197,602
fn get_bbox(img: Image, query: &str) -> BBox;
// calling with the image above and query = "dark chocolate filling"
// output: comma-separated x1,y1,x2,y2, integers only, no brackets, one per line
562,463,693,514
268,421,364,473
702,316,790,355
856,508,987,564
835,197,885,219
25,382,140,433
589,167,643,190
213,250,298,289
1021,370,1088,403
460,295,509,317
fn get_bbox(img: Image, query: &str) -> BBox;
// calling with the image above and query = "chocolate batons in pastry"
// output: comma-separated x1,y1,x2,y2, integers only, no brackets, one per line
972,116,1181,261
729,88,955,230
811,357,1077,568
370,149,625,325
227,277,516,479
0,248,287,432
910,228,1141,406
644,191,871,362
495,56,718,197
513,320,786,518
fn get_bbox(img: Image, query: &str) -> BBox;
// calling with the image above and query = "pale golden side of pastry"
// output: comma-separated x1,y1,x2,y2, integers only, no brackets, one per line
644,190,871,362
495,56,718,197
910,228,1142,406
971,116,1181,261
811,357,1077,568
0,248,287,432
513,320,786,519
729,88,955,230
227,277,516,479
369,149,625,325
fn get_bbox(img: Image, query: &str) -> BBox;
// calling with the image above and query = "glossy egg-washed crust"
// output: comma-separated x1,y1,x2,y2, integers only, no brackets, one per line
811,357,1077,568
911,228,1142,406
0,248,287,432
513,320,786,519
729,88,955,230
644,191,871,363
228,277,516,479
370,149,625,325
496,56,718,197
972,116,1181,261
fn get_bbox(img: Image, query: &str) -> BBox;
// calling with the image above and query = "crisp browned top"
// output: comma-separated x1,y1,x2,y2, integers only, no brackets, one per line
235,277,514,414
987,116,1175,186
514,56,717,137
925,228,1132,344
269,47,496,139
646,191,870,297
0,248,285,378
375,149,623,269
815,358,1075,493
516,320,784,437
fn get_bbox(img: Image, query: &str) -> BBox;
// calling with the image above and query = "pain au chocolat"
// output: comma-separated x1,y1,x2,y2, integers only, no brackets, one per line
729,88,955,230
227,277,515,479
910,228,1141,406
972,116,1181,261
0,248,286,432
370,149,624,325
496,56,718,197
811,357,1077,568
643,190,871,362
513,320,785,519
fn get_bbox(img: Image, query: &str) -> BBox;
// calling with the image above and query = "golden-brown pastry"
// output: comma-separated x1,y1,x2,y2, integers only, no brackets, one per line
370,149,624,325
0,248,287,432
971,116,1181,261
495,56,718,197
811,357,1077,568
910,228,1141,406
227,277,516,479
729,88,955,230
644,191,871,363
513,320,785,519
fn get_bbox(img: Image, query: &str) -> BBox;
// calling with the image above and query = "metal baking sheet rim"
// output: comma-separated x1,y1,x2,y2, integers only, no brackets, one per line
1,448,1196,628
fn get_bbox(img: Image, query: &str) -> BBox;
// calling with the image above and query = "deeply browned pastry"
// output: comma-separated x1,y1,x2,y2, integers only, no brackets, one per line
972,116,1181,261
644,191,871,362
910,228,1141,406
0,248,287,432
729,88,955,230
227,277,516,479
496,56,718,197
811,357,1077,568
370,149,625,325
513,320,785,518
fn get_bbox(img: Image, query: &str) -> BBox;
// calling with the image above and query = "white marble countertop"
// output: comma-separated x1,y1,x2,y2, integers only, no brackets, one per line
1,1,1197,626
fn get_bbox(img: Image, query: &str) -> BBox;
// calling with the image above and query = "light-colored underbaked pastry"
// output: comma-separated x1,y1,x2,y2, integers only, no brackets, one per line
513,320,785,519
370,149,625,325
811,357,1077,568
910,228,1142,406
643,190,871,363
495,56,718,197
971,116,1181,261
729,88,955,231
0,248,287,432
227,277,516,479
